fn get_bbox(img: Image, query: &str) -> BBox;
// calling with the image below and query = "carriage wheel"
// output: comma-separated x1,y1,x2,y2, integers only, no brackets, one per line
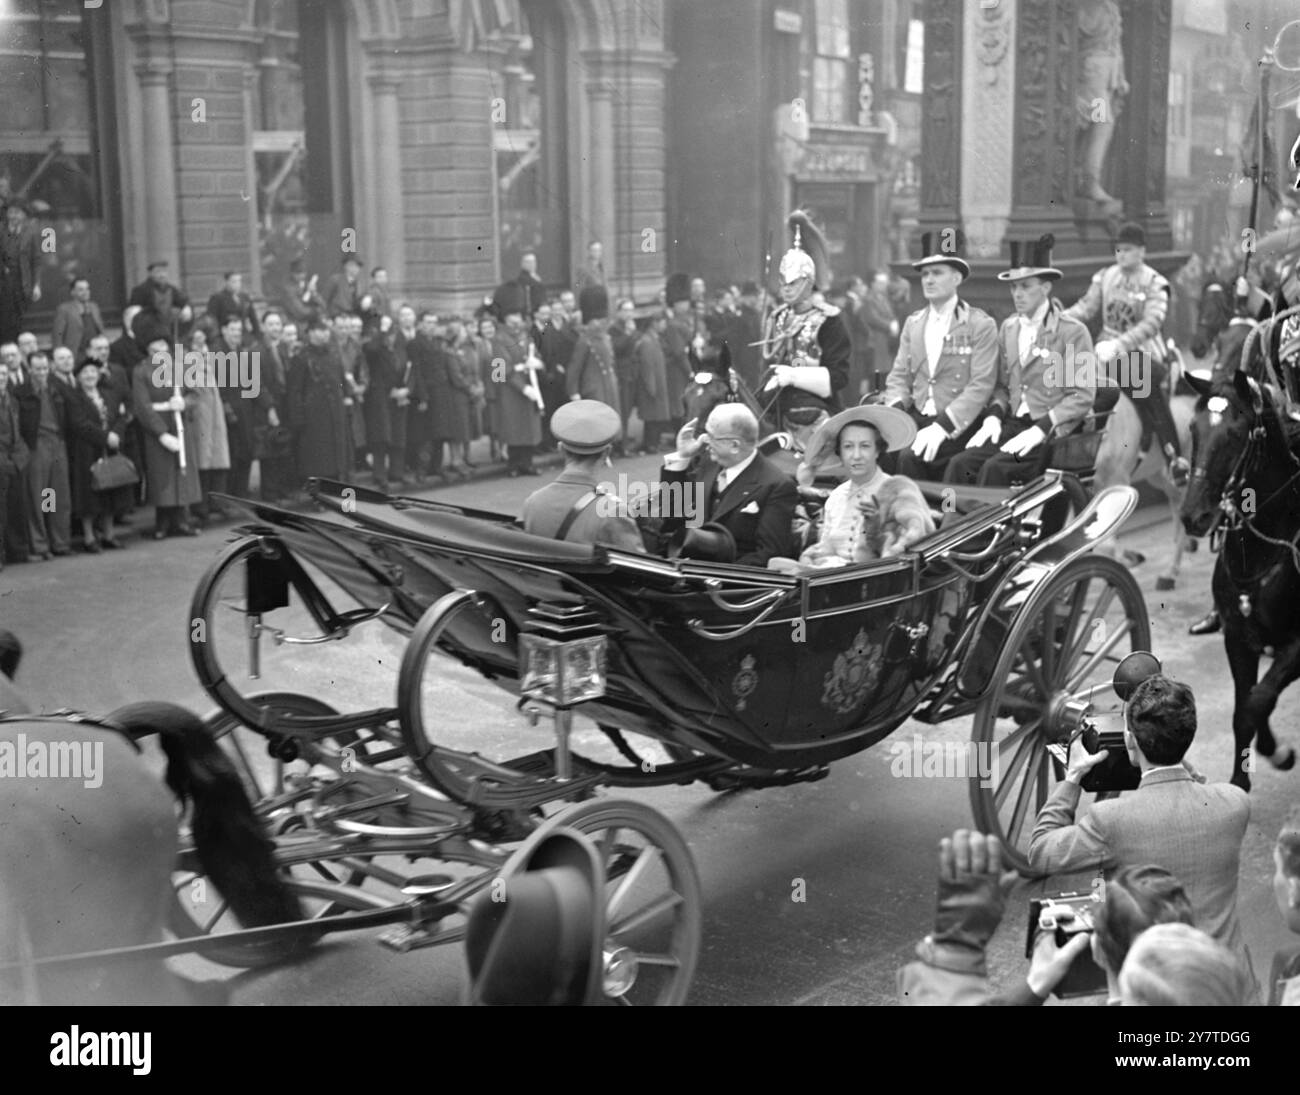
969,555,1149,874
191,537,407,769
167,874,396,969
555,799,703,1005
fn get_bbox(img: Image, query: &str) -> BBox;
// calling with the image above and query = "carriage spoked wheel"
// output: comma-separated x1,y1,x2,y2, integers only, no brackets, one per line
552,799,703,1005
970,555,1150,874
191,536,409,772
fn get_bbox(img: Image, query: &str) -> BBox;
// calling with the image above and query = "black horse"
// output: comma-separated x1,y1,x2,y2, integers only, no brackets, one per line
1181,370,1300,789
1190,277,1234,361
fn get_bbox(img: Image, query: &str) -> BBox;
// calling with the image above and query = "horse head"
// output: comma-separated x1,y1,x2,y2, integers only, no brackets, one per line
681,341,742,427
1180,369,1290,538
1190,280,1231,359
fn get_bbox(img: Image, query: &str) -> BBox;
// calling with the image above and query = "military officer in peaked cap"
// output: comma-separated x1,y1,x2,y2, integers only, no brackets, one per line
521,399,645,551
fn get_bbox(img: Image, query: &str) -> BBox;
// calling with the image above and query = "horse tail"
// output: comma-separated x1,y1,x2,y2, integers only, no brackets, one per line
107,701,304,929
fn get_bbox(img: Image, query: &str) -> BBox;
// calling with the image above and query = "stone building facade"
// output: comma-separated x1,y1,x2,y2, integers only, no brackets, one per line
2,0,674,328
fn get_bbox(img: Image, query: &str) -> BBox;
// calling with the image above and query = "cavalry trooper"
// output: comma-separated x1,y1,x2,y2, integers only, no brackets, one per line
760,210,851,430
1065,221,1189,484
946,235,1095,487
884,230,998,479
521,398,644,551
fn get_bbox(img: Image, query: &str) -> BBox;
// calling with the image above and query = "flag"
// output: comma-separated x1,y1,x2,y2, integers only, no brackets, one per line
1240,67,1281,208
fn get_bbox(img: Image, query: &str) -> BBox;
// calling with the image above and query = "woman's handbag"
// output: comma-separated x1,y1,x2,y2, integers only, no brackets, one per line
90,453,140,492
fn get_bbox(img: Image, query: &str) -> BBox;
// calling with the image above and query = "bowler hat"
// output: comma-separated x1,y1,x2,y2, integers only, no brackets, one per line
912,230,971,278
680,521,737,563
1115,222,1147,248
551,399,621,455
998,234,1063,282
465,823,605,1006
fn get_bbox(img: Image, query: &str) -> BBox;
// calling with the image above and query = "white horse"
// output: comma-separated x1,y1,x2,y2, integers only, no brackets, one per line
1091,344,1197,590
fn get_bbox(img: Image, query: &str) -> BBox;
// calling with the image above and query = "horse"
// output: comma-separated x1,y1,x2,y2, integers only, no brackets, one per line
1091,341,1197,590
1181,369,1300,790
1190,277,1234,360
0,672,302,1004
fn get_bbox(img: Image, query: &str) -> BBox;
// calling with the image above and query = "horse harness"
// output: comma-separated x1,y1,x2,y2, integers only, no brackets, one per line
0,710,140,752
1198,392,1300,616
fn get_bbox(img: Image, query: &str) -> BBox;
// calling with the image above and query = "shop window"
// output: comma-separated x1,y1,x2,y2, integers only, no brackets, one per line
811,0,852,123
0,0,121,322
494,0,569,288
252,0,352,299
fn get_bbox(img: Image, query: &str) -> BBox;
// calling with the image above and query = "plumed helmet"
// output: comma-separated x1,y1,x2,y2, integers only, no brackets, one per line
780,210,830,291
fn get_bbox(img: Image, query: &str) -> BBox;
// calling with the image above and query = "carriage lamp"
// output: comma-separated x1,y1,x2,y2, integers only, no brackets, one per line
519,604,610,781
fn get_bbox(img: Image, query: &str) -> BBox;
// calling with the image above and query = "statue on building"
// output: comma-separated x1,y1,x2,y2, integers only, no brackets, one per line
1075,0,1128,211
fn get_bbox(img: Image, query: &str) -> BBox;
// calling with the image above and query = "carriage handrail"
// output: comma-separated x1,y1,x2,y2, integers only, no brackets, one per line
685,592,791,641
702,585,790,614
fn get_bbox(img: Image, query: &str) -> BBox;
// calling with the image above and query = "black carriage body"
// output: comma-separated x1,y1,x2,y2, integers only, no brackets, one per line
205,475,1091,770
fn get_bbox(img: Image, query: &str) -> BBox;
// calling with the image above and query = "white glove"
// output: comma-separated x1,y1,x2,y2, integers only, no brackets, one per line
1234,276,1249,297
159,433,182,454
912,422,949,464
1094,339,1119,364
763,365,794,391
267,408,280,428
966,416,1002,449
106,431,120,450
522,385,541,402
1000,424,1046,457
167,394,186,412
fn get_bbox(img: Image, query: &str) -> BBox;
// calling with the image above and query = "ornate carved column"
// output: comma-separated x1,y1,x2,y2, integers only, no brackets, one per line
916,0,963,241
1113,0,1174,250
366,68,408,289
960,0,1017,259
133,53,180,269
1006,0,1081,251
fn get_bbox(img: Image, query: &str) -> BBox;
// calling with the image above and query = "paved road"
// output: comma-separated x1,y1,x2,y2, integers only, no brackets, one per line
2,456,1296,1005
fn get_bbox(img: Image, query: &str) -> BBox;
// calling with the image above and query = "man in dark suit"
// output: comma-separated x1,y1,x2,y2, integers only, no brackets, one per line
51,277,105,360
0,358,30,569
206,271,261,339
14,350,71,558
0,199,42,345
324,256,364,318
1029,674,1256,993
659,403,796,567
522,400,643,551
128,260,192,336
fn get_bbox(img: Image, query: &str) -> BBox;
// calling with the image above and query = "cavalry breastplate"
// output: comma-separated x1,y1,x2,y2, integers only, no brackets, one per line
766,305,827,366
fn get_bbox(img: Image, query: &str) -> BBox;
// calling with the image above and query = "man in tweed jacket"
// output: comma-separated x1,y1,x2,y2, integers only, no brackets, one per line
1028,675,1256,995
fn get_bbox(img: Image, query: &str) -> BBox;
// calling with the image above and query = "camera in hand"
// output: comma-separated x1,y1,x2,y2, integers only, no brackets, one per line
1025,892,1107,998
1051,700,1141,793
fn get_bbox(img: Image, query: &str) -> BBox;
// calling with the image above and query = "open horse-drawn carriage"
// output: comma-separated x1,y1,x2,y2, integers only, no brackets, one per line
165,462,1145,959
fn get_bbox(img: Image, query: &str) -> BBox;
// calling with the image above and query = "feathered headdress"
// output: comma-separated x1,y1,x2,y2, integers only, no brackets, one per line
780,210,830,291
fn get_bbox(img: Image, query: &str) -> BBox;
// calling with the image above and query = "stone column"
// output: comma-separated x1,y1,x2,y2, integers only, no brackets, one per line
1113,0,1174,250
960,0,1017,260
134,55,180,270
916,0,963,241
1006,0,1082,251
367,69,408,289
585,74,618,270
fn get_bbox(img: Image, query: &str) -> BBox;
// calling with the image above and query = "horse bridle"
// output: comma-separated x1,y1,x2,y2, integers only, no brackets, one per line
1198,391,1300,588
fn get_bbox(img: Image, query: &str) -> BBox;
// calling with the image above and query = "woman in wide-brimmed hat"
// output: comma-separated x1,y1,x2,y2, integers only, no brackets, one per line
782,404,916,569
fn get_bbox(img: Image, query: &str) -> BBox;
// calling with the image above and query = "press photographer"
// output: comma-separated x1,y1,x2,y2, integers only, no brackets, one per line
1027,670,1258,998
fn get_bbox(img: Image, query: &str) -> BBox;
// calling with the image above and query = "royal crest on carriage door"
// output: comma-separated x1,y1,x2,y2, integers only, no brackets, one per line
821,629,883,714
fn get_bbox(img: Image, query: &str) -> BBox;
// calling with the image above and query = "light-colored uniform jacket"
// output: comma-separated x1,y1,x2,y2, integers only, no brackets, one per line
1065,262,1169,364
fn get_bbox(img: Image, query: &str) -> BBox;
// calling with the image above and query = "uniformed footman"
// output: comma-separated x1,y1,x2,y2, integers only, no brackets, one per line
884,232,998,480
946,235,1095,487
522,399,644,551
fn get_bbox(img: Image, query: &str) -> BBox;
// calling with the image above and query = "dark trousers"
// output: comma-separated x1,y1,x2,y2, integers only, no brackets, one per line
260,453,296,501
1120,355,1181,458
885,409,979,481
193,468,229,520
0,278,26,345
371,445,406,488
944,418,1045,488
507,444,535,473
26,434,71,553
405,407,431,475
154,504,190,534
228,453,253,500
1,462,28,562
